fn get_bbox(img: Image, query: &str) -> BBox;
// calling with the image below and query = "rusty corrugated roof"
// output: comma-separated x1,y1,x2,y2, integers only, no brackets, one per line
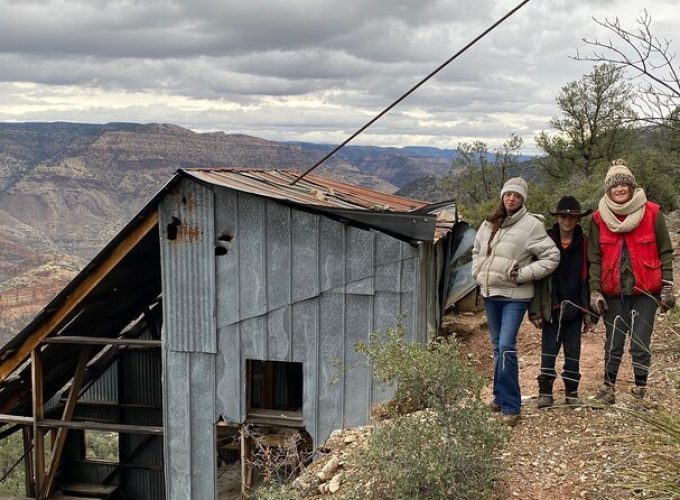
183,168,455,241
184,168,427,212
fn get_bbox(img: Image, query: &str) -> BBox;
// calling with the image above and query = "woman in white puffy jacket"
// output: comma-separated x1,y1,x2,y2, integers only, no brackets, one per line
472,177,559,426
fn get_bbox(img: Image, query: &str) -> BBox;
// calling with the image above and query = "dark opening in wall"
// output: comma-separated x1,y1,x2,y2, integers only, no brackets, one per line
247,360,303,412
166,216,181,240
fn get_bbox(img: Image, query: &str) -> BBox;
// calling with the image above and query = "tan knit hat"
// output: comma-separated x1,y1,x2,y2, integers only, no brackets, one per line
500,177,528,202
604,159,636,192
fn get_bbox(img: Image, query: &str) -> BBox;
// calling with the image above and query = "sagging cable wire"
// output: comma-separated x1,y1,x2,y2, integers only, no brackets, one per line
290,0,531,185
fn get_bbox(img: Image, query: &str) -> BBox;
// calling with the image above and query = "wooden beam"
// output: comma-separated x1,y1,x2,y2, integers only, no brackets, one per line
241,425,250,498
42,346,91,498
38,419,163,435
31,349,45,497
59,482,118,496
0,211,159,383
42,336,161,348
58,400,161,411
0,414,34,425
22,426,34,498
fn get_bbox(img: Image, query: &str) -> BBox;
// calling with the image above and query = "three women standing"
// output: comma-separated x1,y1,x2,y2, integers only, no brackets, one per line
473,178,560,425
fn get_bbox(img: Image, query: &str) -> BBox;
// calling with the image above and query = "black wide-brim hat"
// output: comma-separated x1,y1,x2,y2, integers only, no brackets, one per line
549,195,593,217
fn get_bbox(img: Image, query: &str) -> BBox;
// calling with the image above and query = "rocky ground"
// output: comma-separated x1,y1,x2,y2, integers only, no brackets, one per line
477,308,680,499
278,311,679,499
257,222,680,499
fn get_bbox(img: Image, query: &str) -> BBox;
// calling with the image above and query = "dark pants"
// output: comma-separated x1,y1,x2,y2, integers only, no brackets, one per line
538,315,582,395
603,294,658,386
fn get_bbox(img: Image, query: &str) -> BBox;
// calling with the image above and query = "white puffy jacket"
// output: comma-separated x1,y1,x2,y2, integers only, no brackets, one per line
472,206,560,300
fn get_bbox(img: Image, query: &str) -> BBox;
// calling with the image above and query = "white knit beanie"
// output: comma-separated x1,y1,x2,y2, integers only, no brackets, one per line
500,177,528,202
604,159,636,192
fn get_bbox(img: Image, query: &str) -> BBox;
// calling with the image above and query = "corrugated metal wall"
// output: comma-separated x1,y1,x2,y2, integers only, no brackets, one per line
160,180,216,354
211,187,422,446
119,347,165,499
65,324,165,499
160,179,218,500
160,179,428,500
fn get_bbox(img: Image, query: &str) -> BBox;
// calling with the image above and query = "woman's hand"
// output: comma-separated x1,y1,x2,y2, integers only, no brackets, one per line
529,314,542,328
582,314,597,334
510,264,520,283
660,284,676,312
590,291,608,315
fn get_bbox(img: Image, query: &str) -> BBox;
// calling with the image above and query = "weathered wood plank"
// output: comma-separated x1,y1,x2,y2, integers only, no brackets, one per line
41,337,161,347
38,419,163,435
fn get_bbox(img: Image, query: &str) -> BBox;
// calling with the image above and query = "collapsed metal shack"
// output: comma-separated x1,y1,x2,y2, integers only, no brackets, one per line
0,168,475,499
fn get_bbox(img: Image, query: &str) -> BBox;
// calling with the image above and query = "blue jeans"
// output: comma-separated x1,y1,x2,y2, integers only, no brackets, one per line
485,297,528,415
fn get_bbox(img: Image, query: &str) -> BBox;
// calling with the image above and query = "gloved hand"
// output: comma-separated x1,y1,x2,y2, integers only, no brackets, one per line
590,290,608,315
529,314,542,328
660,284,676,312
582,314,596,333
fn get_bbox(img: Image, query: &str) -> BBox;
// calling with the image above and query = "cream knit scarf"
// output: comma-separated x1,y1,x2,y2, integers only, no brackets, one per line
598,188,647,233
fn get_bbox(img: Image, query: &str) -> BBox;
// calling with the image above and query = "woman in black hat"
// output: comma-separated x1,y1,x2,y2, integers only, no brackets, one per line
529,195,593,408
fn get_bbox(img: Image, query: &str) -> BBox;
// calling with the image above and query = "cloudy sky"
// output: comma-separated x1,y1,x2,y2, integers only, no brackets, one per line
0,0,676,152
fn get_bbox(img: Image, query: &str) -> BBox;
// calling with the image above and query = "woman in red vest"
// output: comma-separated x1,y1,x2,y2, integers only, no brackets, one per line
589,159,675,404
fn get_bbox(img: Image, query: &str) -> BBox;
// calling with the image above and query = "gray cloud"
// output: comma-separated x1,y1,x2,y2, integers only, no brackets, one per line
0,0,675,151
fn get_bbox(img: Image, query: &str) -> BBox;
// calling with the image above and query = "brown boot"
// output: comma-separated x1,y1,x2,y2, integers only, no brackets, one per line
501,413,521,427
487,400,501,412
537,376,554,409
594,384,615,404
630,385,646,399
565,392,581,407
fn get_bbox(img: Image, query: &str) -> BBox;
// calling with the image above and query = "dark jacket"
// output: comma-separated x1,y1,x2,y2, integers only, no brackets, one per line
530,224,589,323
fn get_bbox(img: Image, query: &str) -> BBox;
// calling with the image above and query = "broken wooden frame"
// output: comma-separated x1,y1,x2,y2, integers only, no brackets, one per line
0,335,162,498
0,211,162,498
216,414,311,497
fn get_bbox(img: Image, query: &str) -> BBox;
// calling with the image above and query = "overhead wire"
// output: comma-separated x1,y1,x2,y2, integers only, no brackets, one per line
290,0,531,185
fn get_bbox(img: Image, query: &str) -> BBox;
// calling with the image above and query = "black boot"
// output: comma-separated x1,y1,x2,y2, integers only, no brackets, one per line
564,375,581,407
595,371,617,404
631,374,647,399
537,375,554,409
565,391,581,406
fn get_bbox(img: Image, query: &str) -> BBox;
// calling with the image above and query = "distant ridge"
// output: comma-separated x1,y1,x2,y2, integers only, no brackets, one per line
0,122,457,289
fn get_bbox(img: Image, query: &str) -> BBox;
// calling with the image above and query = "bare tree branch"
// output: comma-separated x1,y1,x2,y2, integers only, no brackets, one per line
574,10,680,130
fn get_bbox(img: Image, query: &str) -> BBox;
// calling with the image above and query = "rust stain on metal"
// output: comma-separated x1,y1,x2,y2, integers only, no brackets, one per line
173,223,203,242
182,194,196,212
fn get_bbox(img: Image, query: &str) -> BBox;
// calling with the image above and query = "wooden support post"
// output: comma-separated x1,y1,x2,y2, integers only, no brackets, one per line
42,346,92,498
22,426,35,498
31,349,45,498
240,424,253,498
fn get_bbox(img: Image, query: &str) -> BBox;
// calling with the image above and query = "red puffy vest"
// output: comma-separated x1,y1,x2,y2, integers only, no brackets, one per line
592,202,662,296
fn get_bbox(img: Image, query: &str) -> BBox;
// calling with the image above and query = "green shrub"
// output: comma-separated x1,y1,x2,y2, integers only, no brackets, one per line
0,432,26,495
345,325,508,499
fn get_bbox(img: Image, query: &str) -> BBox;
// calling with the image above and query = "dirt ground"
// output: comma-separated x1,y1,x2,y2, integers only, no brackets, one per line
461,307,680,499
